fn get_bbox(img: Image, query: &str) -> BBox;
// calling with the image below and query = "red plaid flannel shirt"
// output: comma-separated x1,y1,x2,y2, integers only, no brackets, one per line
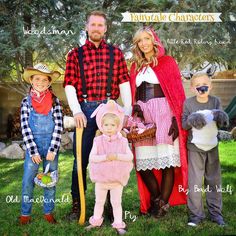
64,39,130,102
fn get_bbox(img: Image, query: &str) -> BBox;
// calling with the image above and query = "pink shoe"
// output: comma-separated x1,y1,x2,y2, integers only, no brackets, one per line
112,222,127,234
89,216,103,227
85,224,100,231
115,228,127,235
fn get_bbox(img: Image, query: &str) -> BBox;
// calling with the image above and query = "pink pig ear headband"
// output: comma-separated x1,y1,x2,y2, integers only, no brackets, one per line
90,100,125,132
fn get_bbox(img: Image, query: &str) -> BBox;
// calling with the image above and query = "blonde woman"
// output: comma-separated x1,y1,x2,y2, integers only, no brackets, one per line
129,27,187,218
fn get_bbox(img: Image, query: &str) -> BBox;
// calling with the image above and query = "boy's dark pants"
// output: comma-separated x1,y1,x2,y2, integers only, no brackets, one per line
187,147,224,224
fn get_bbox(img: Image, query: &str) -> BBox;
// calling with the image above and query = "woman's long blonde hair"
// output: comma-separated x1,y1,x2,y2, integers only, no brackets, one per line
131,27,159,71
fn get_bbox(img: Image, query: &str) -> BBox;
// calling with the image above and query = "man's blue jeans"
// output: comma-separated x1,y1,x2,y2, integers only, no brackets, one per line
71,101,106,199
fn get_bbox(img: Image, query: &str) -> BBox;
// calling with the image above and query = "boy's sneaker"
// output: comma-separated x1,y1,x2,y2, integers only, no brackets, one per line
19,215,31,225
44,213,57,224
212,219,226,227
187,222,198,227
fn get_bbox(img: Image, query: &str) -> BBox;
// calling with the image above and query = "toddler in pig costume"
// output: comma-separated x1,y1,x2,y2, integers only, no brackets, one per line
87,100,133,234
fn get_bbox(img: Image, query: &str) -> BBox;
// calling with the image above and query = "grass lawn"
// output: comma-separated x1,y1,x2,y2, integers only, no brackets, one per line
0,141,235,236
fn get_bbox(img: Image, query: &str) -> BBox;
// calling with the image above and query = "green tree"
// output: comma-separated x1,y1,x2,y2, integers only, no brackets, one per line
0,0,235,95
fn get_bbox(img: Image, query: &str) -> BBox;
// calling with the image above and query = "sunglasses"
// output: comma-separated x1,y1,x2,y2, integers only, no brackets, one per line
196,86,209,94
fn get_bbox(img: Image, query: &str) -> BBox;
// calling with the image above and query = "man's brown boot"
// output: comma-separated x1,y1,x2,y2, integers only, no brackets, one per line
66,198,80,221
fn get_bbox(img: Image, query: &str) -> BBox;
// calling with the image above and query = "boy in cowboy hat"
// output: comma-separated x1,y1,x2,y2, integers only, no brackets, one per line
19,63,63,225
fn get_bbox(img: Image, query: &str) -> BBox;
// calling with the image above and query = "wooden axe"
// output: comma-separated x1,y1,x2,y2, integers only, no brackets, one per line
76,127,85,225
63,116,86,225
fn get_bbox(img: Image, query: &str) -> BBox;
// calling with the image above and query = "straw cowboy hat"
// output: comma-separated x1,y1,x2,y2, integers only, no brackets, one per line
23,63,61,83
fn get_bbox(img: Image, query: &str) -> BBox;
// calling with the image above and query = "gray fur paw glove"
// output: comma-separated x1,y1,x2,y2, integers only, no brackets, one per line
187,113,206,129
212,110,229,128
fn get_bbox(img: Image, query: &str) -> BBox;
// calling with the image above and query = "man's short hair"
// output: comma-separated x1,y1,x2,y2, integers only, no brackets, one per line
86,10,107,24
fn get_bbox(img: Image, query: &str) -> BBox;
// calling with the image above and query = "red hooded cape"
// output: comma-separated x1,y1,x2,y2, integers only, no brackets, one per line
130,29,188,213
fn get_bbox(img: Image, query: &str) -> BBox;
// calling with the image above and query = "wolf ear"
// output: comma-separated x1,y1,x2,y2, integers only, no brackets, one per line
90,104,105,118
206,65,216,77
181,70,194,80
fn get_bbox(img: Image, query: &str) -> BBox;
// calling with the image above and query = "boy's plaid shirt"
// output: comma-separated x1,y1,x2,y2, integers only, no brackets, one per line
20,97,63,157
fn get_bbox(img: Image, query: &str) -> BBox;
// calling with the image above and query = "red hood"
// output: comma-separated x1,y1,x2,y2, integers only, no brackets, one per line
129,28,188,211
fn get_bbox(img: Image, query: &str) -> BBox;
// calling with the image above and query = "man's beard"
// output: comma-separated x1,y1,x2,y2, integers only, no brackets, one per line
89,31,104,42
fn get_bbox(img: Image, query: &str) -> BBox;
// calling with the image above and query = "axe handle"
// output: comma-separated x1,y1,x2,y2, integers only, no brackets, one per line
76,127,86,225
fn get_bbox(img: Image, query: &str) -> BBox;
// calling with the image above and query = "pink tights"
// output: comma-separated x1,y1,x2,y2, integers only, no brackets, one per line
89,182,126,229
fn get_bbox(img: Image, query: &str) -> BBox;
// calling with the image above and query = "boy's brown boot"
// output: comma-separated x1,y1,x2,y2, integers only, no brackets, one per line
19,215,31,225
44,213,57,224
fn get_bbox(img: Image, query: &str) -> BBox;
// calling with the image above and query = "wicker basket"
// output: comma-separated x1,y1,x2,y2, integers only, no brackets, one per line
127,127,156,143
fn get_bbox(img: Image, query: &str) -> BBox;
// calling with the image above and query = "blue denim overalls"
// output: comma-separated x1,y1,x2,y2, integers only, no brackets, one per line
21,96,59,216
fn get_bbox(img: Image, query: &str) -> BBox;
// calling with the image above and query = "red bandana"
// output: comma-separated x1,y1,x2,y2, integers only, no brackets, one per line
30,89,53,115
